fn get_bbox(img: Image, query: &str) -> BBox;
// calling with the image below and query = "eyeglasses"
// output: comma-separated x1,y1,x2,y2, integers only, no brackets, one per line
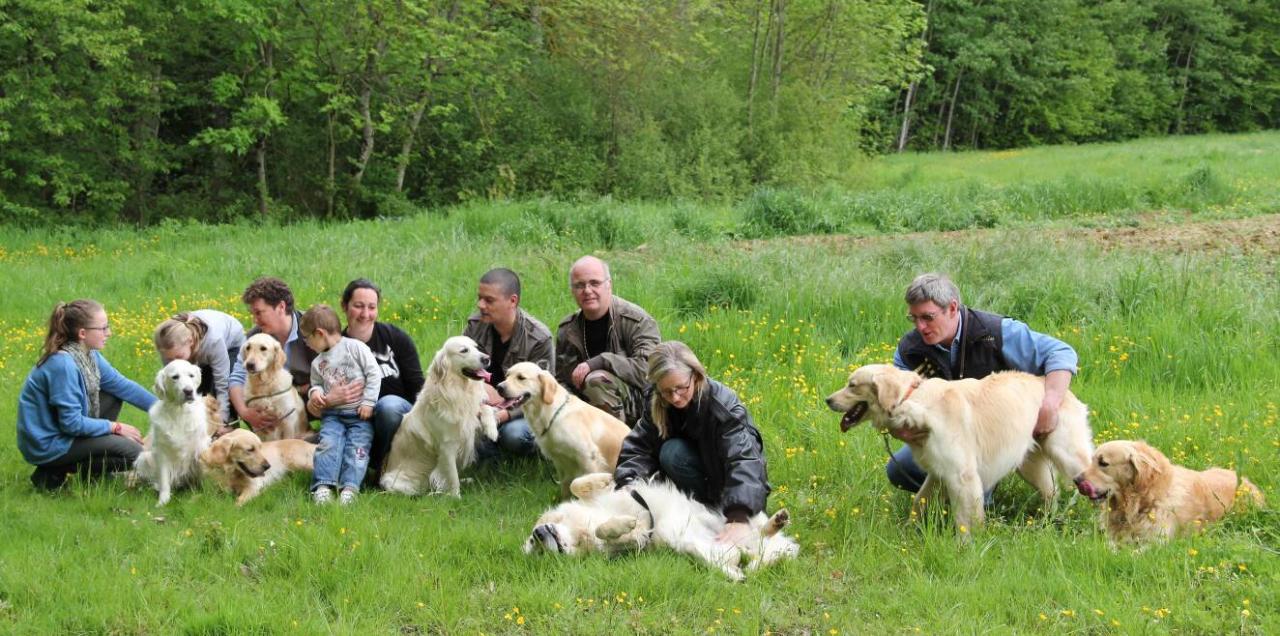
906,312,941,324
84,324,112,332
659,380,693,399
571,279,609,293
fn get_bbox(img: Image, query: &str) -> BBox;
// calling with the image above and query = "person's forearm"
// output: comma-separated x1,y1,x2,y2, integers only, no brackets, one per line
1043,369,1071,407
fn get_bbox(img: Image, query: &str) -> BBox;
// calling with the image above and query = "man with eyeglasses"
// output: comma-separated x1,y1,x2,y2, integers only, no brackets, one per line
554,256,661,426
886,272,1078,494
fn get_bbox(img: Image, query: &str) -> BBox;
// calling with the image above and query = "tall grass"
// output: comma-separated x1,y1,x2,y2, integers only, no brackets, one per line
0,133,1276,633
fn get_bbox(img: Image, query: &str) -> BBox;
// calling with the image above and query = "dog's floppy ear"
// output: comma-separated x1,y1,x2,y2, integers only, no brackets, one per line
1128,441,1166,490
266,341,285,373
428,346,448,384
871,369,911,413
153,367,169,401
200,438,228,466
539,371,558,405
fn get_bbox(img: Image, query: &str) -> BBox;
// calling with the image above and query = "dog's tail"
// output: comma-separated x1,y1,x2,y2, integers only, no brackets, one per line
1236,477,1266,508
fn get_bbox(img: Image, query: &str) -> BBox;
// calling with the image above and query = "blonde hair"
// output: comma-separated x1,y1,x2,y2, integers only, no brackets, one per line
153,312,208,357
300,304,341,335
646,341,707,438
38,299,104,366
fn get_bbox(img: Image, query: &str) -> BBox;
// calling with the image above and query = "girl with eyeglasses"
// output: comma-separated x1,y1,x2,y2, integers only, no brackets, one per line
17,299,156,490
613,341,772,546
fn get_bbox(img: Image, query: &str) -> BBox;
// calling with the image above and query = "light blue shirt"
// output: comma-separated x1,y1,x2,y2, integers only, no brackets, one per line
17,351,156,465
893,314,1077,375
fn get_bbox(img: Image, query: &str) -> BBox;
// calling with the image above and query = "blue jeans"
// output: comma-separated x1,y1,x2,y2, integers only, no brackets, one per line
368,395,412,480
658,438,708,500
886,445,994,506
475,417,539,461
312,410,373,492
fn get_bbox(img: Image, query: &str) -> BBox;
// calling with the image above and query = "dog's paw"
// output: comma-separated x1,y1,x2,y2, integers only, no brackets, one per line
569,473,616,499
596,516,638,541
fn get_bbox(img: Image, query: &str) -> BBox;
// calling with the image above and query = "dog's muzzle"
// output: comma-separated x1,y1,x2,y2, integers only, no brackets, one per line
838,402,868,432
1074,475,1104,501
237,460,270,478
531,524,564,553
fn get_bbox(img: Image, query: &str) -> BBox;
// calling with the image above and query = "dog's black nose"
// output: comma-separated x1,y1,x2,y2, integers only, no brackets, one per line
824,397,835,407
480,354,491,367
532,524,562,553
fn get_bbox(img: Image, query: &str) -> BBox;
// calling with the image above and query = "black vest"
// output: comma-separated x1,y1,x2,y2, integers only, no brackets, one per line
897,307,1007,380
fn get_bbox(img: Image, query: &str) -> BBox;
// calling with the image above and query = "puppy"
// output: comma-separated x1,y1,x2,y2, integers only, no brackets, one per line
523,473,799,581
240,333,309,441
133,360,212,506
497,362,631,498
380,336,499,497
826,364,1094,535
1075,440,1264,544
199,429,316,506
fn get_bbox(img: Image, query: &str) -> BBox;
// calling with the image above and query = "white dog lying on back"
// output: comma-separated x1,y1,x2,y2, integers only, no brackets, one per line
523,473,799,581
381,336,499,497
133,360,211,506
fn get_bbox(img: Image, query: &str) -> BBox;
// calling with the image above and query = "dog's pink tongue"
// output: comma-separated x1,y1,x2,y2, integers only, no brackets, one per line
476,369,492,383
1074,477,1096,498
494,396,520,409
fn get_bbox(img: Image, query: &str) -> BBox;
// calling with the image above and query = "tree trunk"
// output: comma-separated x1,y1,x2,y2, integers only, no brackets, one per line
256,138,269,216
897,81,917,152
770,0,786,105
747,0,765,137
943,67,964,151
395,90,430,193
1174,40,1196,134
326,111,337,217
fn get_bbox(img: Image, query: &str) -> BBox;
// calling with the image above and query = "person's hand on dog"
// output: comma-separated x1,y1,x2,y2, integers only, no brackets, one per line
571,362,591,388
715,521,750,546
242,407,279,434
1034,402,1059,439
890,426,929,444
111,422,144,445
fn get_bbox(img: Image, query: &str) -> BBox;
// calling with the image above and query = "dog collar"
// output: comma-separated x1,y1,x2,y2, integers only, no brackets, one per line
546,397,570,432
895,380,921,410
629,489,655,539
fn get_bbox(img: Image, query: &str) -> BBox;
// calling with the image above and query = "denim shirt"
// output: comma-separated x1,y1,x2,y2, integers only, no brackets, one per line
894,313,1077,375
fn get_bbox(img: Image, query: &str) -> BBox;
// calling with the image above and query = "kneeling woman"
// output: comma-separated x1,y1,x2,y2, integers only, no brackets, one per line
18,300,154,490
614,341,770,544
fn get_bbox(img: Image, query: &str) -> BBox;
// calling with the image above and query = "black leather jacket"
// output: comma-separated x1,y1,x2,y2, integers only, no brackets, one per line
615,379,770,518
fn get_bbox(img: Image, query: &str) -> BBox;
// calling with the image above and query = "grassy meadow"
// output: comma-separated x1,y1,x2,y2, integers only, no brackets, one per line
0,131,1277,634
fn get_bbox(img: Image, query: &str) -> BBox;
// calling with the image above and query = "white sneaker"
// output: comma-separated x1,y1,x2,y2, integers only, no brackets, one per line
339,488,358,506
312,487,334,505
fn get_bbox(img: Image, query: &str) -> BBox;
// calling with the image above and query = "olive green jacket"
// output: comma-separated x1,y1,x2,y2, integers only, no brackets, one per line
554,295,661,392
463,308,554,420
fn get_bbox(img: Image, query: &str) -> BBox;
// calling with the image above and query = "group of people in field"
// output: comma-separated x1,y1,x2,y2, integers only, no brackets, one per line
17,261,1076,540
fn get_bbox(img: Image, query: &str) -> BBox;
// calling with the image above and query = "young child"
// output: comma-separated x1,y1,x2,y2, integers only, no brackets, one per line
300,304,382,505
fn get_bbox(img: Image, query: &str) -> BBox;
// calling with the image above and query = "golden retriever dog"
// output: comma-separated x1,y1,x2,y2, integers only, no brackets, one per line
496,362,631,498
825,364,1093,535
240,333,309,441
132,360,212,506
380,336,499,497
1075,440,1264,544
199,429,316,506
524,473,799,581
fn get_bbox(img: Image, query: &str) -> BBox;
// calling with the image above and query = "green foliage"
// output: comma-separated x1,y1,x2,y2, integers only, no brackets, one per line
671,268,760,317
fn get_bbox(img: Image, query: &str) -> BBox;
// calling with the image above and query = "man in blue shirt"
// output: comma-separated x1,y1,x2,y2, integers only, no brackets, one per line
886,273,1078,493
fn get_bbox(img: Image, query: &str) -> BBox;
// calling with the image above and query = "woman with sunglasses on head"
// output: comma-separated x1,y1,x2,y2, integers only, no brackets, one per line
17,300,155,491
153,310,246,423
613,341,771,545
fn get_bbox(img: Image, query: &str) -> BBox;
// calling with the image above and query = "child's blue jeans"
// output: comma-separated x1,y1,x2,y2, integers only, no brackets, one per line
312,410,373,492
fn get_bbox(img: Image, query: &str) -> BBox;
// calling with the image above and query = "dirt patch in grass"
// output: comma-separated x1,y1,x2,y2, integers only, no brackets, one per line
742,213,1280,258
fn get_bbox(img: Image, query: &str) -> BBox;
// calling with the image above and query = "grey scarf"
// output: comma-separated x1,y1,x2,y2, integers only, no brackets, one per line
61,342,101,418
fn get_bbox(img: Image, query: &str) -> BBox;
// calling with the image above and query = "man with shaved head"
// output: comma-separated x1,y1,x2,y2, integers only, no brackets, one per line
463,267,553,459
555,256,661,426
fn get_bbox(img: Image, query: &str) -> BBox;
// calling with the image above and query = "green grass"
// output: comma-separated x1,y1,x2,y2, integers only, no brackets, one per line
0,132,1277,634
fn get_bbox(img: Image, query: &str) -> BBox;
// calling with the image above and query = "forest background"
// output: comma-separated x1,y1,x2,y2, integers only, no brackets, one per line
1,0,1276,225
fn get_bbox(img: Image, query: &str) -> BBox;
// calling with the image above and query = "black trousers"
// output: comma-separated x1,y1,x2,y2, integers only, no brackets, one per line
30,393,142,490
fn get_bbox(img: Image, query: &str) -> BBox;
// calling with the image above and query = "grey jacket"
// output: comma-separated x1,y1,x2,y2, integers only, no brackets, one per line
464,308,554,420
554,295,660,392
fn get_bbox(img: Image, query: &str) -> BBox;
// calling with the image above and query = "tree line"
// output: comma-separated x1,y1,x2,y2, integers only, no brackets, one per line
0,0,1274,224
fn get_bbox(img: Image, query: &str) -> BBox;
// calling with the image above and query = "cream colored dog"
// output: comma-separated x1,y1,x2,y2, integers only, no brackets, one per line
523,473,799,581
240,333,309,441
825,364,1093,534
496,362,630,498
1075,440,1264,544
381,336,498,497
199,429,316,506
132,360,212,506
